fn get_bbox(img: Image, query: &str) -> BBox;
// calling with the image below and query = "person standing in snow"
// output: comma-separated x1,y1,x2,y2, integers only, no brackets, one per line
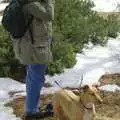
12,0,54,119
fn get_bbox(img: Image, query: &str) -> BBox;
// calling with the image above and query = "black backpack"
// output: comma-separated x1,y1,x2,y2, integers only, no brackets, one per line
2,0,33,39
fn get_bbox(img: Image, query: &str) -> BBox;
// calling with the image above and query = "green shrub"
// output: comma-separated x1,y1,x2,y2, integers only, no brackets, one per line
48,35,76,75
54,0,120,50
0,25,25,79
0,25,14,77
106,15,120,38
54,0,95,47
48,60,64,75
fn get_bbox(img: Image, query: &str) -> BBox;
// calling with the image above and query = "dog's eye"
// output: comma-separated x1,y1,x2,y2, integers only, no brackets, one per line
90,93,95,96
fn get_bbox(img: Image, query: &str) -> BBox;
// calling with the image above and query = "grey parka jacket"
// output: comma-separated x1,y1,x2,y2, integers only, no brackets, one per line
13,0,54,64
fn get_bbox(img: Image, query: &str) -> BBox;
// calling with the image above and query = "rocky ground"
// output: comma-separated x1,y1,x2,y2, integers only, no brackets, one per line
5,73,120,120
96,91,120,120
99,73,120,86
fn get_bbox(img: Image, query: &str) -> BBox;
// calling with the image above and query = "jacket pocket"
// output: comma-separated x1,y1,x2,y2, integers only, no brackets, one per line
32,42,52,63
12,36,53,64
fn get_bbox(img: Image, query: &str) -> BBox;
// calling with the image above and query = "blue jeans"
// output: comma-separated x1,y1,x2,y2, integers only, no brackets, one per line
25,64,47,114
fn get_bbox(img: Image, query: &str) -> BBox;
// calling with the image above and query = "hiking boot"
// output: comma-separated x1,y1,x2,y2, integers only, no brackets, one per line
24,115,37,120
23,103,53,120
23,111,54,120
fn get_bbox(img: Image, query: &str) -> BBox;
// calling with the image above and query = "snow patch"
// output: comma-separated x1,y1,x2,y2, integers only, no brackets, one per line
0,90,9,99
0,3,8,11
0,78,25,95
0,16,2,23
92,0,120,12
99,84,120,92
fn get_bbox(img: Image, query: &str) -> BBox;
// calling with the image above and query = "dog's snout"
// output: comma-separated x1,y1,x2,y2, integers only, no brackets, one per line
95,94,103,103
99,98,103,103
97,96,103,103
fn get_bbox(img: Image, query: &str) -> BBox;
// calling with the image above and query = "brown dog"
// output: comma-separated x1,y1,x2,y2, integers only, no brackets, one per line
52,85,103,120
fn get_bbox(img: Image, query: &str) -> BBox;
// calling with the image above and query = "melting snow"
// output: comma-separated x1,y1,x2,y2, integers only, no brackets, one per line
0,78,25,120
99,84,120,92
0,3,8,12
92,0,120,12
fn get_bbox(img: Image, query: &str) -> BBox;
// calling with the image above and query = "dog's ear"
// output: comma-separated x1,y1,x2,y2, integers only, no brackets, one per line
92,84,100,91
83,85,89,92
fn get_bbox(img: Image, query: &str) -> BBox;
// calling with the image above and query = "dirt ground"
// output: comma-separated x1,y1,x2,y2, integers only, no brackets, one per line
5,73,120,120
95,91,120,120
96,73,120,120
